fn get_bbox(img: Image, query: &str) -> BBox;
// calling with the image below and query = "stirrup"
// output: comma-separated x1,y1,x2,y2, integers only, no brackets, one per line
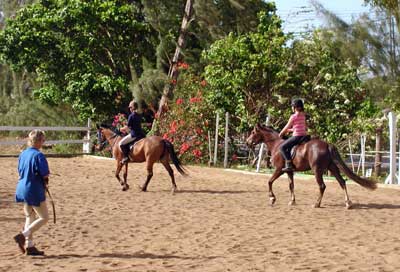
121,157,129,164
282,166,293,172
282,161,294,172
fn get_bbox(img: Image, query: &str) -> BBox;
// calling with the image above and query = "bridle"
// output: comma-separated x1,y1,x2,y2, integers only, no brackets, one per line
97,128,119,151
249,128,279,146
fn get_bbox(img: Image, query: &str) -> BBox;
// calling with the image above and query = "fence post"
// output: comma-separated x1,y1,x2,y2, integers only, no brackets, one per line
224,112,229,168
348,139,355,172
208,130,213,166
213,112,219,165
385,111,397,184
256,116,269,172
83,118,91,154
361,134,366,177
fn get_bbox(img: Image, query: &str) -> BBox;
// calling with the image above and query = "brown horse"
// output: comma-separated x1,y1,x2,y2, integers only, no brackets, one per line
246,124,377,208
95,124,186,192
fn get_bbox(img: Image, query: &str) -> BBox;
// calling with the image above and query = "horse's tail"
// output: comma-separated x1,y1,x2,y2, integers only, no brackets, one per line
328,144,377,190
163,140,187,176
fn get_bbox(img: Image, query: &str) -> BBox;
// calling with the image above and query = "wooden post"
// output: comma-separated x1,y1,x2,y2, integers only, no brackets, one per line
256,116,269,172
83,118,91,154
213,113,219,166
374,126,382,177
224,112,229,168
361,134,366,177
208,130,213,166
348,139,355,172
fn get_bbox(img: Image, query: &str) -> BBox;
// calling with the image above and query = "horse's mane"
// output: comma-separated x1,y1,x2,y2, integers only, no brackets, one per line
100,123,112,129
99,123,123,136
258,124,279,134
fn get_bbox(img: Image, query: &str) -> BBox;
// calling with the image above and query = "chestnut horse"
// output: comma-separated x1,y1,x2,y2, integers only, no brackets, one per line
96,124,186,192
246,124,377,208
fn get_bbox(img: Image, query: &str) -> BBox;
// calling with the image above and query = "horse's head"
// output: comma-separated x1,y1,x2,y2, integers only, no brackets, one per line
246,123,264,147
94,123,116,151
246,124,279,147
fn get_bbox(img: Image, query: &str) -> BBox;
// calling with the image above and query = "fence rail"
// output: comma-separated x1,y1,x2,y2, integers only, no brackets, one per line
0,119,92,153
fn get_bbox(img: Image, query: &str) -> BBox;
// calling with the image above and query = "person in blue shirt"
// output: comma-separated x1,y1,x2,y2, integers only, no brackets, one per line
14,129,50,256
119,100,145,164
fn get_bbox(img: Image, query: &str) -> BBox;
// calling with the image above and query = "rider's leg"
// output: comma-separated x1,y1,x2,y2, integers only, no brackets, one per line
119,135,133,164
280,137,302,172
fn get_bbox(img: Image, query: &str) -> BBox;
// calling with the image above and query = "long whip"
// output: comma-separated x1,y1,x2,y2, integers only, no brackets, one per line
45,187,56,224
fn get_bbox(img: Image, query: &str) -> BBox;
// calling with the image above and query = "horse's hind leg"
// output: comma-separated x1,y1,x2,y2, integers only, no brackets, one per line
140,161,154,192
287,171,295,206
329,163,352,209
313,168,326,208
161,159,177,194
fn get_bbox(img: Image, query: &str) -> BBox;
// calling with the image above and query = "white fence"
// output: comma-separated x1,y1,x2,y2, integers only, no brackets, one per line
211,111,399,185
0,119,92,154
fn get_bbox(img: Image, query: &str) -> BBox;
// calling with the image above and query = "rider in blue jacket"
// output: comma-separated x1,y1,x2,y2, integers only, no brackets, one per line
119,100,145,164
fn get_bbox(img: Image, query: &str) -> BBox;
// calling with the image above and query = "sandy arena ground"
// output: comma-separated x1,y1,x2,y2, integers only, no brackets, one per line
1,156,400,272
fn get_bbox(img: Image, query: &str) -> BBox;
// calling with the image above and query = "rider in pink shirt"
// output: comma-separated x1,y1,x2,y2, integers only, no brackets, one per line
279,98,309,172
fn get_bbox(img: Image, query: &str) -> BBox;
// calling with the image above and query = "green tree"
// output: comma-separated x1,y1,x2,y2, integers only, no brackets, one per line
286,33,379,142
136,0,273,109
0,0,156,121
202,9,378,142
202,9,288,131
312,1,400,112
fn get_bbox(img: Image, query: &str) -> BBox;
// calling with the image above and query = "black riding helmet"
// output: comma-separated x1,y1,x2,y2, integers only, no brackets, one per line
291,98,304,110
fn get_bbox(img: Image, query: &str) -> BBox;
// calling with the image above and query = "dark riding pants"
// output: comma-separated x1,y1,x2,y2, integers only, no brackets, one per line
280,136,308,161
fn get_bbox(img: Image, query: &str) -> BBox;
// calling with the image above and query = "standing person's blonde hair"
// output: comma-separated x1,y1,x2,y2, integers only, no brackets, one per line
27,130,45,147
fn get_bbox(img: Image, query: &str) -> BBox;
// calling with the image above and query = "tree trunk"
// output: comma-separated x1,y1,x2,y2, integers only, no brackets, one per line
156,0,194,119
374,126,383,177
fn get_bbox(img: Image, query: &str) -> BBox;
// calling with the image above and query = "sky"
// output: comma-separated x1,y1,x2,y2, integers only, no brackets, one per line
273,0,372,34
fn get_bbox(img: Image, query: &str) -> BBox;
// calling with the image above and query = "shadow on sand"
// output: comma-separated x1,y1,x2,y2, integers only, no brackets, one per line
44,251,219,260
351,203,400,210
176,189,263,194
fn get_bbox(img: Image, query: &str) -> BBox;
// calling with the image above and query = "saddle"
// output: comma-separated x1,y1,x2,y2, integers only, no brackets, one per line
290,135,311,159
128,137,145,151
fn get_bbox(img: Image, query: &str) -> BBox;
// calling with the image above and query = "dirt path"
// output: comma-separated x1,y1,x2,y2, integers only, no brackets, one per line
1,156,399,272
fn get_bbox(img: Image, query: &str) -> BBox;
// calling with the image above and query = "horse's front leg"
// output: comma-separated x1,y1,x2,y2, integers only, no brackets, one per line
267,169,284,206
287,171,295,206
115,160,129,191
122,162,129,191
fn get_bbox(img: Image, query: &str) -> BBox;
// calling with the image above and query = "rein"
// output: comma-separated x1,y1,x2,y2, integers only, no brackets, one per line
105,132,120,150
99,130,120,151
259,128,281,145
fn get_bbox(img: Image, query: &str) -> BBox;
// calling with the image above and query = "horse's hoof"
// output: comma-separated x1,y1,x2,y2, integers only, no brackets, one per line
288,201,296,206
122,187,128,191
269,197,276,206
313,203,321,208
345,201,353,209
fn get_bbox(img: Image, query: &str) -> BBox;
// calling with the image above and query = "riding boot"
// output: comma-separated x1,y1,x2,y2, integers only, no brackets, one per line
26,246,45,256
282,160,294,172
120,144,130,164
